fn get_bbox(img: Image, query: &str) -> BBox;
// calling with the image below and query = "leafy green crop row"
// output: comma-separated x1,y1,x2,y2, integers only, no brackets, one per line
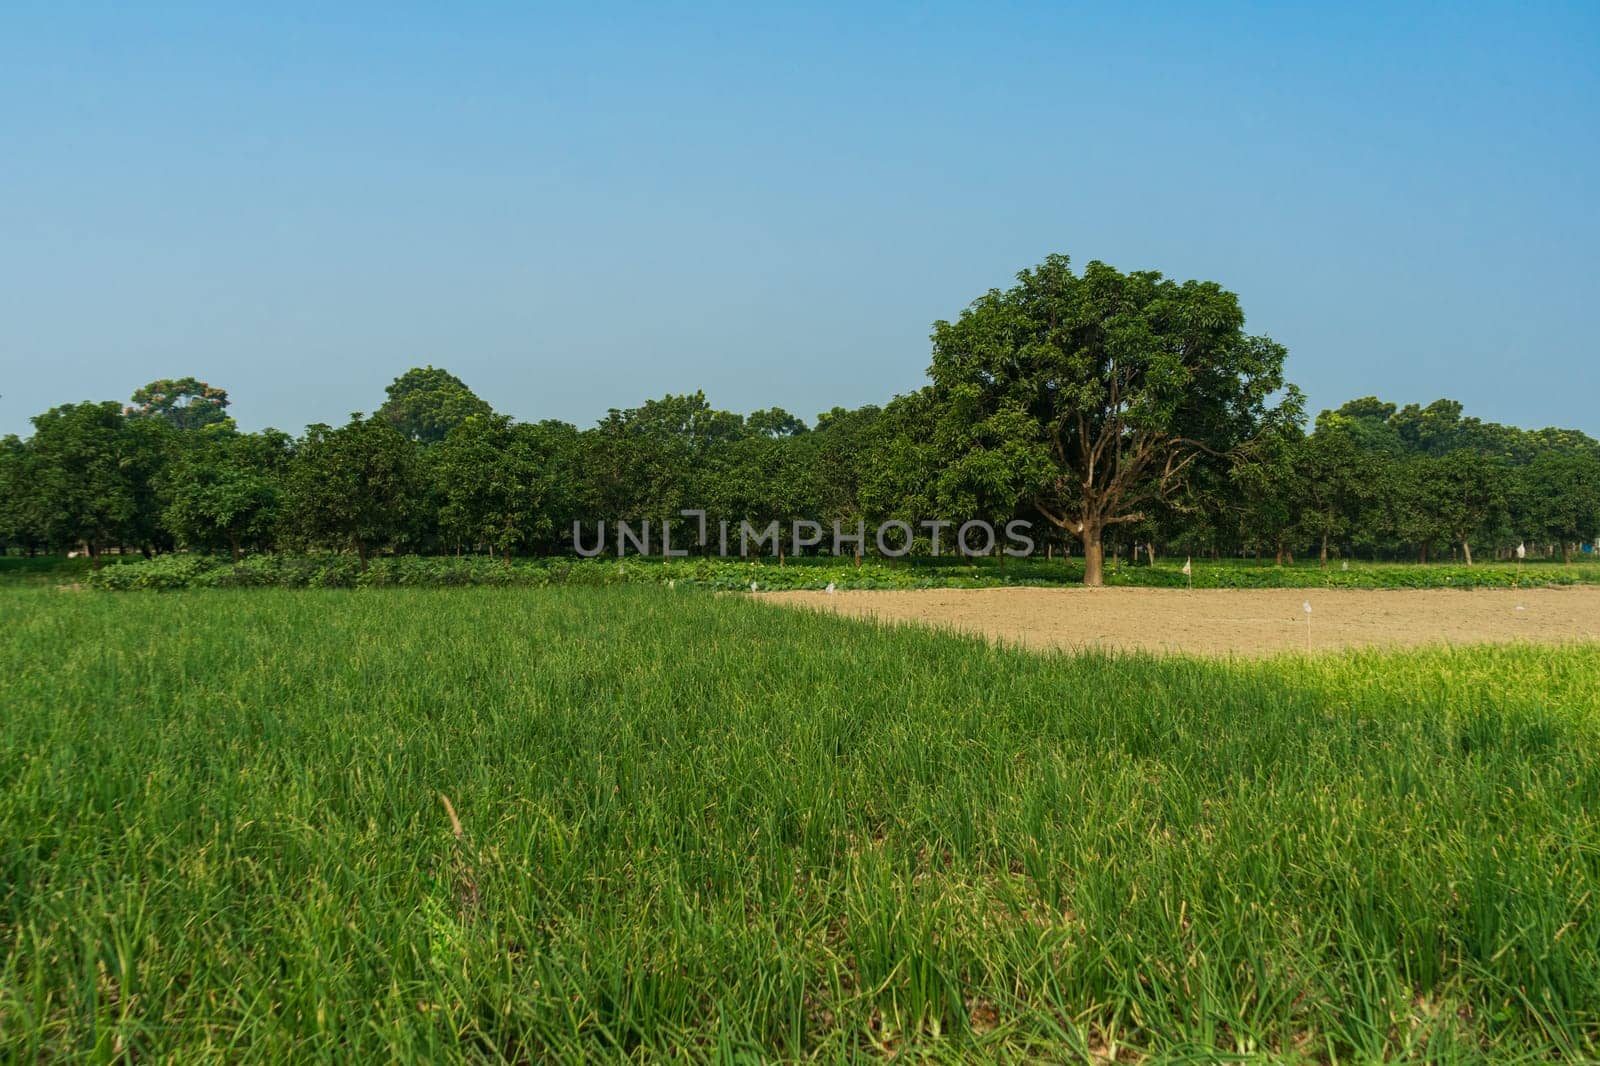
3,586,1599,1060
64,550,1600,592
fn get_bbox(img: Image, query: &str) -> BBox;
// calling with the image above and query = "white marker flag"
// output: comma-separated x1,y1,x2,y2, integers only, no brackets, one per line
1181,557,1191,577
1516,542,1527,559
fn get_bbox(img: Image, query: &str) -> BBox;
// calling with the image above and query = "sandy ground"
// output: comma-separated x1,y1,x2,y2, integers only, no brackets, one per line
761,586,1600,657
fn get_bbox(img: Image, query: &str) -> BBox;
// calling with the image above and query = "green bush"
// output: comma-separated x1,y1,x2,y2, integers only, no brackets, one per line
85,554,219,591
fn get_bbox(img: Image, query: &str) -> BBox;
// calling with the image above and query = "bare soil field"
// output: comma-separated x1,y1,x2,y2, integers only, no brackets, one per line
763,585,1600,657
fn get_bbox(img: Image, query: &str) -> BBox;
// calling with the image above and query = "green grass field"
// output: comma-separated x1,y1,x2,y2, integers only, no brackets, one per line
3,587,1599,1061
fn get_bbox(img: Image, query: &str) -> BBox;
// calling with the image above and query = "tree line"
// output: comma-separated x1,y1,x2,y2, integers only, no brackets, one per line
4,256,1598,585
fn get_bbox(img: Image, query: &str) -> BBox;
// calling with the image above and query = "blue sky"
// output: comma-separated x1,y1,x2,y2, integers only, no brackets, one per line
3,2,1597,437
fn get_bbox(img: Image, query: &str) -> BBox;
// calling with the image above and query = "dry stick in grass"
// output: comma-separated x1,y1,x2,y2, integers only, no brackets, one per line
439,792,465,840
438,792,481,915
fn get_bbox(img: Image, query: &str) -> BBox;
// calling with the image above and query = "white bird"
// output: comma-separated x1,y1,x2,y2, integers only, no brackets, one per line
750,581,758,592
825,582,836,594
1302,600,1312,614
1181,557,1191,577
1341,560,1349,572
667,579,675,590
1516,542,1527,560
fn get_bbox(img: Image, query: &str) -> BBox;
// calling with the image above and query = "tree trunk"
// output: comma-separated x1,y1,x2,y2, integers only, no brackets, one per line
1461,539,1473,566
1319,533,1329,568
229,532,242,564
88,542,102,570
1080,524,1105,587
1418,544,1428,564
356,542,369,570
1563,542,1572,564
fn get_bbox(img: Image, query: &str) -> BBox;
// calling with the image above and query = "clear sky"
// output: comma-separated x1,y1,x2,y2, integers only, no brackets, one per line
2,2,1597,438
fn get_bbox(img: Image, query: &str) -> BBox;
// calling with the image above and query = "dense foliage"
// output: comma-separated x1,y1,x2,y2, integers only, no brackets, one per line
4,257,1597,581
927,255,1299,583
4,587,1599,1059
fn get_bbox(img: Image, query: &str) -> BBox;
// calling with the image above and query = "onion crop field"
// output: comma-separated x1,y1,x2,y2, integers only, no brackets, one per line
3,587,1599,1062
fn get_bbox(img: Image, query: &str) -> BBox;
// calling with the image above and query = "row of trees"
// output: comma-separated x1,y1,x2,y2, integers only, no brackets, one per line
4,258,1599,583
1237,399,1600,567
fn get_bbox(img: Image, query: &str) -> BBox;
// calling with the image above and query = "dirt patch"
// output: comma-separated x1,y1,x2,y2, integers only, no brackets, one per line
761,586,1600,657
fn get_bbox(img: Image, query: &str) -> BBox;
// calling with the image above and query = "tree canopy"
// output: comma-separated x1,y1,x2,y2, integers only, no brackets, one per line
926,254,1299,584
378,366,493,444
126,377,232,431
283,415,420,564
